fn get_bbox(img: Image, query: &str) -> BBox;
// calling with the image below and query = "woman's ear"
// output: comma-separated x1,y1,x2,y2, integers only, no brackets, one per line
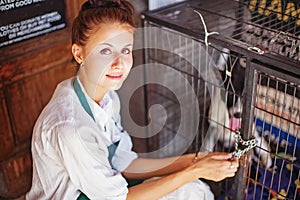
72,44,84,64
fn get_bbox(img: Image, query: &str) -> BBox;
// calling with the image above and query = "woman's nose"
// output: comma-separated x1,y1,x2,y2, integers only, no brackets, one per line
111,54,122,69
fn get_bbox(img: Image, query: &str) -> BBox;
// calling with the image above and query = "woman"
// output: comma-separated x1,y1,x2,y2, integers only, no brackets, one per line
26,0,239,199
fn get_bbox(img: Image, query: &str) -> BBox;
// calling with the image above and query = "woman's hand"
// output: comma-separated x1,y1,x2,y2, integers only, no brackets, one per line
186,152,239,182
127,152,239,200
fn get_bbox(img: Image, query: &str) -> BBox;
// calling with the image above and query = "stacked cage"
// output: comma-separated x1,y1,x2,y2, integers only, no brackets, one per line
142,0,300,199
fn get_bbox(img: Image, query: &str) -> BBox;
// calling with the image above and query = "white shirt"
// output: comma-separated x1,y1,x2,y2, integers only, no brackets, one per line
26,77,138,200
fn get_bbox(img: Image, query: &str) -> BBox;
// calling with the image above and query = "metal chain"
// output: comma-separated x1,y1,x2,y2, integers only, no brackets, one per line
231,131,258,159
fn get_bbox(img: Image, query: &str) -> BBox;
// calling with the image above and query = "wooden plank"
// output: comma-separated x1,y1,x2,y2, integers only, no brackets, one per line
0,40,73,85
0,90,14,160
0,151,32,198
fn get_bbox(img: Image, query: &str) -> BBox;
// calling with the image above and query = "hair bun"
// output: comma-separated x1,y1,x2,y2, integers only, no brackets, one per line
81,0,134,16
88,0,121,7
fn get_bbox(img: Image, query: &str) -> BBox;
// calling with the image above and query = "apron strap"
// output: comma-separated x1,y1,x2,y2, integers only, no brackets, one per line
73,78,95,121
74,78,120,200
108,141,120,166
77,193,89,200
73,78,120,154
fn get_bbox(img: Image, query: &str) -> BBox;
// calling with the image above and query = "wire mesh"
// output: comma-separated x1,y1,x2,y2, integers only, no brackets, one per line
142,0,300,199
246,71,300,200
149,0,300,62
143,22,247,198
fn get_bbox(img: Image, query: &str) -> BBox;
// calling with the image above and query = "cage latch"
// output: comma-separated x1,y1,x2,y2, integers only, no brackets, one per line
231,131,258,159
247,46,265,55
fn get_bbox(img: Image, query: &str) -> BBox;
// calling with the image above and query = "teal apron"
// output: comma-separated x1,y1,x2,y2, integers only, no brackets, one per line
73,78,119,200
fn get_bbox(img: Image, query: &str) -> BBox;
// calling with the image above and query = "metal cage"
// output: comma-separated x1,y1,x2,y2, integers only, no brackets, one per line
141,0,300,199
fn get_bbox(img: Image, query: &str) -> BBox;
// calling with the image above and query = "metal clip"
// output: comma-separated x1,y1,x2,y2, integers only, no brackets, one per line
247,46,265,55
194,10,219,46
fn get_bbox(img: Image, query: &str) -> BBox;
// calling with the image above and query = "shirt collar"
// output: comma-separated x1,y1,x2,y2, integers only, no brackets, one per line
75,76,113,127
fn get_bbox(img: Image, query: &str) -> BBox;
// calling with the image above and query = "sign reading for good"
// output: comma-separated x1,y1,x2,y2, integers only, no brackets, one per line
0,0,66,48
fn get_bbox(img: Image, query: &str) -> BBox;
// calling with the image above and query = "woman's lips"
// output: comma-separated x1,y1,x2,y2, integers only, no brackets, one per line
106,74,123,79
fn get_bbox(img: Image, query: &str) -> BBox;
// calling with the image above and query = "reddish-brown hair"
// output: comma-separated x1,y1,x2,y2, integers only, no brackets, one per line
72,0,135,46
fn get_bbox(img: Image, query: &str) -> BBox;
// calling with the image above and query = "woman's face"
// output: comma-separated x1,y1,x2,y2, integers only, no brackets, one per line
79,23,134,96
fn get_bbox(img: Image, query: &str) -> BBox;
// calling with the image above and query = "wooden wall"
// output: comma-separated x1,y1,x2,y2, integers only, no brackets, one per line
0,0,85,198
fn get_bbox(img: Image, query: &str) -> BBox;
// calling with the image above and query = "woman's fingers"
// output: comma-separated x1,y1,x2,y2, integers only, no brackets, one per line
190,152,240,181
207,152,233,160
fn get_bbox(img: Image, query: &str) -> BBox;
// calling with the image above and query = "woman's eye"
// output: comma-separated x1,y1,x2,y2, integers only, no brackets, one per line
122,48,131,55
100,48,112,55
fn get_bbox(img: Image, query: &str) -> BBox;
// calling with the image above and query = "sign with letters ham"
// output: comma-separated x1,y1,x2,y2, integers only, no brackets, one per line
0,0,66,48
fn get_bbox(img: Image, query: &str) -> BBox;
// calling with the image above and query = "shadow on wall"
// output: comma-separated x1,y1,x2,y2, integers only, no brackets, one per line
118,0,148,153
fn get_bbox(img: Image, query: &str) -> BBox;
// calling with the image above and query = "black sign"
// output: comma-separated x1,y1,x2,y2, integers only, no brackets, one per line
0,0,66,48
